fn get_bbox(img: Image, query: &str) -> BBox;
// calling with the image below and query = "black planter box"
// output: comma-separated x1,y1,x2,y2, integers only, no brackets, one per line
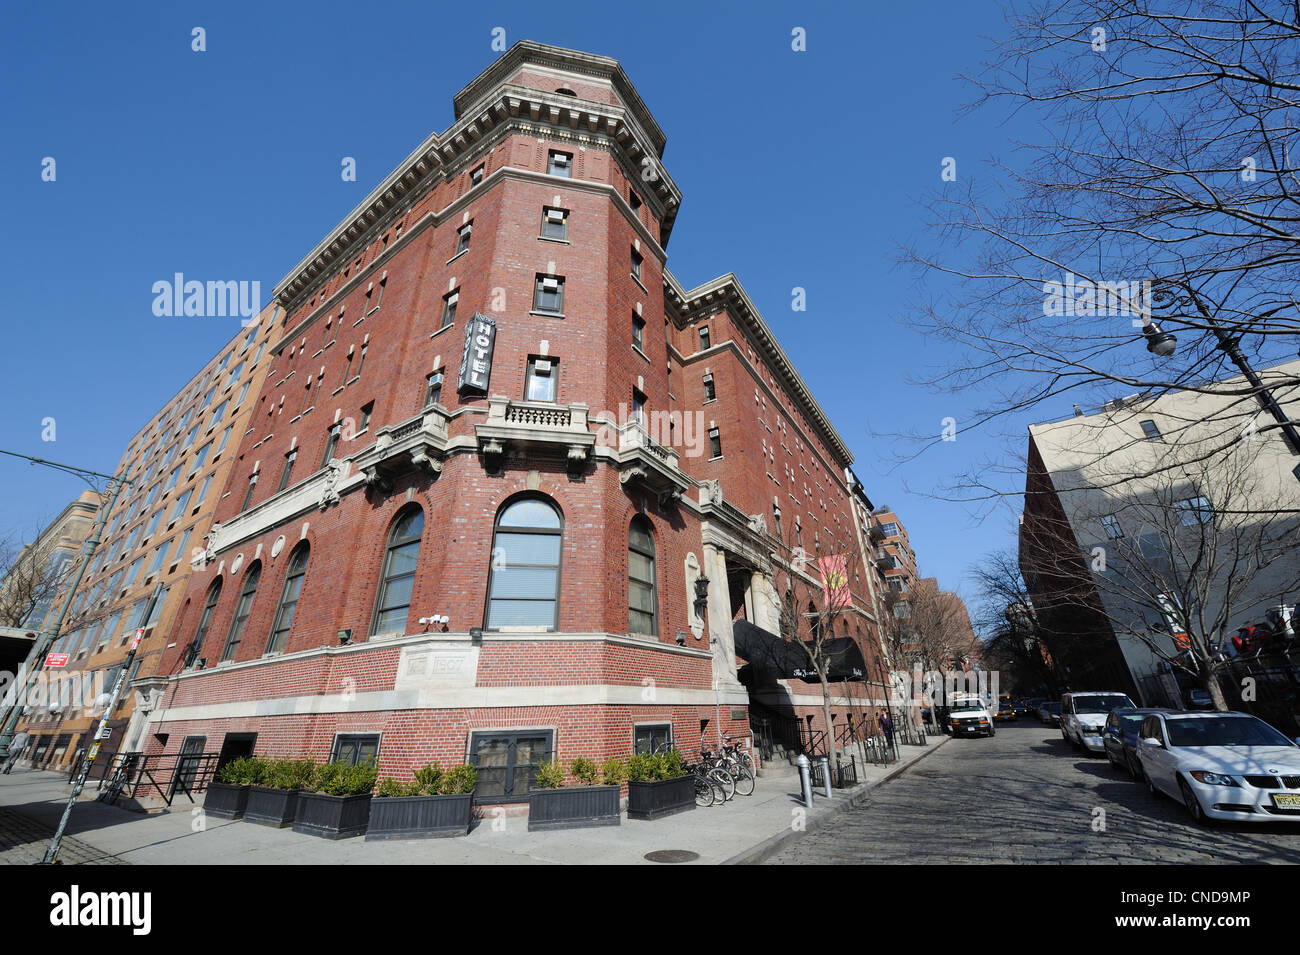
243,786,301,828
527,785,621,831
627,775,696,821
291,792,373,840
365,792,474,840
204,782,250,820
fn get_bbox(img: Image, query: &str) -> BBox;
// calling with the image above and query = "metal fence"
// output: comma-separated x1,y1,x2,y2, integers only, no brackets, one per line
97,750,221,808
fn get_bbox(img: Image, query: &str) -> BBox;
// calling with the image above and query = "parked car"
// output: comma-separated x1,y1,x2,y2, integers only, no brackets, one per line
947,694,996,738
1103,707,1177,778
1037,702,1062,726
1136,711,1300,824
1061,692,1136,755
1185,688,1214,710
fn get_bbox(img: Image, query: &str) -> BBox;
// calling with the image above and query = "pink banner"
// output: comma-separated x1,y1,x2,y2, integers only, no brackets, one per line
816,554,851,609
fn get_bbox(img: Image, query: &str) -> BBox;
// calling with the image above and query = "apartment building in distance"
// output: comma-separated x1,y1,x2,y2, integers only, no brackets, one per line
15,305,279,771
1020,358,1300,708
133,43,894,806
0,490,101,679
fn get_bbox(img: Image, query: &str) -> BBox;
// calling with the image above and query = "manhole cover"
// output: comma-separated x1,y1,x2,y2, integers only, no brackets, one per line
644,849,700,864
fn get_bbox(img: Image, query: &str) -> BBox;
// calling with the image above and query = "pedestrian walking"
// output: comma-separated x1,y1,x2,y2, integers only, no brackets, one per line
877,712,894,745
3,730,31,774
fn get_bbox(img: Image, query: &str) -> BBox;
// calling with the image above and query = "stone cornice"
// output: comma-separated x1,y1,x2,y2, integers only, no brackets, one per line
665,270,854,467
273,71,681,310
452,41,668,156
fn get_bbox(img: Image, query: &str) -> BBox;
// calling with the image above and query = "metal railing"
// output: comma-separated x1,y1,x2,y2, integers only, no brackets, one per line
97,751,221,808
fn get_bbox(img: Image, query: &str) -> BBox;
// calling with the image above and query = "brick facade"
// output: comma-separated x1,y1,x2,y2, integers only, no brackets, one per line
133,43,898,800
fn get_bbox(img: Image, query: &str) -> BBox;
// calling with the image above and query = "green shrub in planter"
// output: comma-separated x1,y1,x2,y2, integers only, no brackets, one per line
310,761,378,796
376,777,410,798
438,764,476,794
570,757,599,786
413,763,443,795
601,757,627,786
661,750,687,779
626,752,658,783
534,759,565,789
264,758,316,790
215,756,267,786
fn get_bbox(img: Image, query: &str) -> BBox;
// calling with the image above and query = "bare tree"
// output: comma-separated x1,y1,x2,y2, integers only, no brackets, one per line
879,579,982,730
0,530,73,630
763,524,875,759
902,0,1300,502
1023,437,1300,711
970,548,1067,695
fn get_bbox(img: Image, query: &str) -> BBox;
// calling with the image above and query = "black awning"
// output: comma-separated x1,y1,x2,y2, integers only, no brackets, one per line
733,621,866,684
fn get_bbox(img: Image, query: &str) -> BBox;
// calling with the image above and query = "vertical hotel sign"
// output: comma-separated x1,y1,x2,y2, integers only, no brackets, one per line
458,312,497,396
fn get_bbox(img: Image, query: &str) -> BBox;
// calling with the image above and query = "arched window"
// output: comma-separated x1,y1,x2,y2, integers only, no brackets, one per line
221,563,261,662
486,496,562,629
267,544,309,653
373,508,424,635
188,578,221,661
628,517,657,635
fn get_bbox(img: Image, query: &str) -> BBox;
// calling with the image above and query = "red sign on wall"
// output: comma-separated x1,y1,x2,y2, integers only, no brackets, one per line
44,653,70,668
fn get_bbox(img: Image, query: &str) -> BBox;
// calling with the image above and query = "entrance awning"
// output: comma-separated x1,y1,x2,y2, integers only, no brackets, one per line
733,621,866,684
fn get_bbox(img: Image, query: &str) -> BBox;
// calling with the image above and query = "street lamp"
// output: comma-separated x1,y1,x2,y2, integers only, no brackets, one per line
1145,280,1300,456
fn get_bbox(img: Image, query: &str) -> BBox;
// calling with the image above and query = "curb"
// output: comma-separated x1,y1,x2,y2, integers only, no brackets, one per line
721,735,950,865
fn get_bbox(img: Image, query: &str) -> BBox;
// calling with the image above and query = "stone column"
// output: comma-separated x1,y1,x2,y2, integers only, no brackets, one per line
750,570,780,633
703,543,741,688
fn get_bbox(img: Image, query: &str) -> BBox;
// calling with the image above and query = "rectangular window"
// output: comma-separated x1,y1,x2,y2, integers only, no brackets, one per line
425,371,444,407
455,222,472,255
469,730,554,801
1101,514,1124,539
190,443,210,475
145,543,167,578
630,190,642,212
241,474,257,512
278,450,297,492
630,247,643,283
709,427,722,458
526,358,557,402
632,389,646,425
633,724,672,756
533,275,564,314
169,488,193,522
632,315,645,351
699,326,711,350
547,151,571,177
359,401,373,432
1140,419,1162,441
470,164,484,186
172,528,193,566
702,374,716,401
1176,496,1214,526
164,466,180,493
215,425,234,454
194,473,213,507
322,425,341,468
368,278,385,314
541,206,568,240
441,290,459,329
210,401,229,429
144,509,163,539
881,522,899,538
330,734,380,767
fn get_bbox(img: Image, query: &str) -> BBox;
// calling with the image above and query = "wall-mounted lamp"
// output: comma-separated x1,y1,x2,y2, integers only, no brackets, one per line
693,575,710,620
338,629,353,645
469,627,483,644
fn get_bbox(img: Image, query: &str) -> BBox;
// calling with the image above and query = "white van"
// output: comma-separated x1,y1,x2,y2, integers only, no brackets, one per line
1061,691,1135,754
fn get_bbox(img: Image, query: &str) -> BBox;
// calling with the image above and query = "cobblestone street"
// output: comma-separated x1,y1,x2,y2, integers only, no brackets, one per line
767,723,1300,864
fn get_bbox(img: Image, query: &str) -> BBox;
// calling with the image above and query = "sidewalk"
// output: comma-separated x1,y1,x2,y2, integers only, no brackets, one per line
0,737,946,865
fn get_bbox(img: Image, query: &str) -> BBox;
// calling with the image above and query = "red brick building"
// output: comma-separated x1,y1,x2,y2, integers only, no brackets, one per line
141,42,890,804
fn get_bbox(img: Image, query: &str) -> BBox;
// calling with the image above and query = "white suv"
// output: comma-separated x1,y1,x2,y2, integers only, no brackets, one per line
1061,692,1135,754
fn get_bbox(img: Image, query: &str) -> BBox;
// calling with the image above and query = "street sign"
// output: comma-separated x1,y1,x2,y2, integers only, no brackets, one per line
44,653,70,668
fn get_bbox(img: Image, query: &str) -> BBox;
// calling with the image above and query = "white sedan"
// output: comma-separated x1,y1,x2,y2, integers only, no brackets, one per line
1136,711,1300,824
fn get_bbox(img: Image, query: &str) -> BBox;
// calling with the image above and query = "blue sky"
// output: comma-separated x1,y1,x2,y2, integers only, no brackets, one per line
0,1,1041,611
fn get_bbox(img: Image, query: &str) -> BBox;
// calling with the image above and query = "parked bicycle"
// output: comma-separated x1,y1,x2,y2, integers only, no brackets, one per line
712,737,755,796
659,741,733,805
